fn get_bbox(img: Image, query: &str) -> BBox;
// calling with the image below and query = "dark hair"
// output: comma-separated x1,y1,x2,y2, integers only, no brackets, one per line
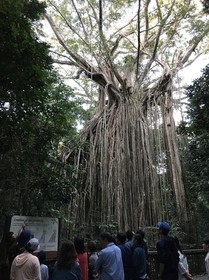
17,230,32,247
203,239,209,245
134,233,143,244
100,232,113,243
126,230,133,241
162,229,169,235
25,245,34,254
117,232,126,244
57,241,77,269
174,237,183,254
37,250,46,264
74,237,86,254
135,229,145,239
87,240,97,252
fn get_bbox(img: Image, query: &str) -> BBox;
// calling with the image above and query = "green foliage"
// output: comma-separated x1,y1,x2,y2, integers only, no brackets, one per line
0,0,51,109
179,65,209,240
0,0,87,231
0,75,85,217
123,55,135,66
97,221,119,233
186,66,209,135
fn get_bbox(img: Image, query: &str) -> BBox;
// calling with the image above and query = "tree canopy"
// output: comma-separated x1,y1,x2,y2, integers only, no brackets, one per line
41,0,209,233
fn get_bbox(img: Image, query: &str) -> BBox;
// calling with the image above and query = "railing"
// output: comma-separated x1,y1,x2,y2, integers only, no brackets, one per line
148,249,206,278
45,249,207,278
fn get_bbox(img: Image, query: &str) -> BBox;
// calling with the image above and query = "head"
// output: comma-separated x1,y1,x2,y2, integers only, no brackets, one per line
157,221,171,236
202,239,209,252
174,236,182,253
116,232,127,245
58,241,77,269
100,232,113,249
74,237,86,254
37,250,46,264
135,229,145,239
126,230,133,241
17,229,32,247
87,240,97,253
5,232,16,245
26,238,39,253
133,233,143,246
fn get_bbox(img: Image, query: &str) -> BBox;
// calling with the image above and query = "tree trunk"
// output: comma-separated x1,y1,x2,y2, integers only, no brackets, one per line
65,79,187,233
161,85,188,223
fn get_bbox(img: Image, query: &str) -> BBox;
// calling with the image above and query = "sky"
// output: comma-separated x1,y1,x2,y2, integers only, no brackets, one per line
181,55,208,84
173,54,208,124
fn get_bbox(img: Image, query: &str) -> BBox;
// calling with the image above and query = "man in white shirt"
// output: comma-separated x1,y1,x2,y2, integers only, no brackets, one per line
203,239,209,279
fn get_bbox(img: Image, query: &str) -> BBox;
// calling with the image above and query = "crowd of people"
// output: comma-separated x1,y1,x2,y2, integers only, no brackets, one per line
1,221,209,280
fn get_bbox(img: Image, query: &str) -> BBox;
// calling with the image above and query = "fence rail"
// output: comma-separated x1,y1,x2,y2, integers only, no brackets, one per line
148,249,206,278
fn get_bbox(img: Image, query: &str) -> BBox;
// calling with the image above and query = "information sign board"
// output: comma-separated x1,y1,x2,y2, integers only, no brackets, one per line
10,215,59,258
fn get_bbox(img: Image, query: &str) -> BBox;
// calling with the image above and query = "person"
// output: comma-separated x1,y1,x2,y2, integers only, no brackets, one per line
116,232,132,280
131,233,147,280
38,250,49,280
125,230,133,250
202,239,209,279
95,232,124,280
87,240,99,280
174,237,193,280
156,221,179,280
135,230,148,259
0,231,16,280
10,237,41,280
8,229,33,268
74,237,88,280
135,229,149,276
52,241,81,280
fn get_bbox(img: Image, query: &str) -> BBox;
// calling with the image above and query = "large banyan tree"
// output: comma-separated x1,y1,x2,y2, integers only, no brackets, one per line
45,0,209,232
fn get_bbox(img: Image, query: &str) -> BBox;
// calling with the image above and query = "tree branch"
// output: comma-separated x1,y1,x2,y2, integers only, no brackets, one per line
110,31,135,56
109,15,137,41
48,0,94,56
139,1,176,84
142,67,172,107
53,59,78,66
71,0,88,39
175,22,209,70
66,69,84,79
184,53,202,68
136,0,141,77
45,14,94,73
152,0,176,61
85,0,127,92
144,0,151,41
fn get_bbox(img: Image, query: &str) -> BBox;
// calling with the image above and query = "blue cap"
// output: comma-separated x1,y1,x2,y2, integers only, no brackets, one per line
157,221,171,233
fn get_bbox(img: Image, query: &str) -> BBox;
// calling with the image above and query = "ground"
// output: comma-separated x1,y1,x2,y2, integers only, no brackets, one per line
193,275,208,280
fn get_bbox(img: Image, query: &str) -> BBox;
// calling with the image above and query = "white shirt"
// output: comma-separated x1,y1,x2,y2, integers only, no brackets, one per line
178,250,189,280
40,263,49,280
205,252,209,279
